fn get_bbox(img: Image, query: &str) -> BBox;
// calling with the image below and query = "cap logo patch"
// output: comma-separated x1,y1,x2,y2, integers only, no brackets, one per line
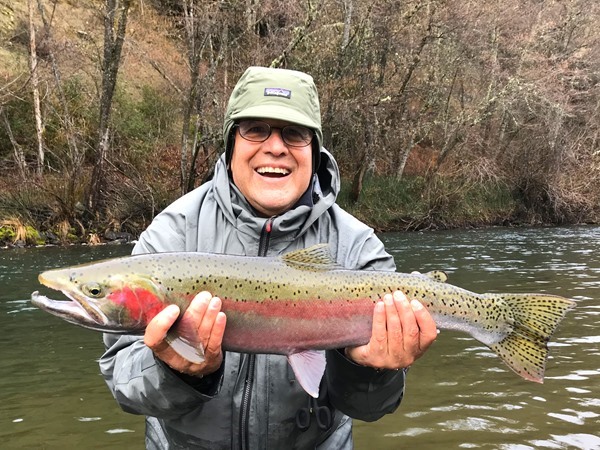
264,87,291,99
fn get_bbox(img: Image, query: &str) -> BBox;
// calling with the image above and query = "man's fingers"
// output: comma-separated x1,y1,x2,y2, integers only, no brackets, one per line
144,304,180,350
187,291,212,321
384,292,404,351
197,296,222,339
372,300,387,347
205,312,227,357
411,299,438,350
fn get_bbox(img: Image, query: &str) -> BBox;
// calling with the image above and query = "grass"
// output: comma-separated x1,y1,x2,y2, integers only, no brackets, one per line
338,175,518,231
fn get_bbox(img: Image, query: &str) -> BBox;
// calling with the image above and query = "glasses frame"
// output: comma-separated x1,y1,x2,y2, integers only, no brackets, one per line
235,120,314,148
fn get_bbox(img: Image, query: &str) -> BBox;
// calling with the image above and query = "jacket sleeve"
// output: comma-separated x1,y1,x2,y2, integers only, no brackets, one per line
99,333,224,418
325,225,407,421
99,191,225,418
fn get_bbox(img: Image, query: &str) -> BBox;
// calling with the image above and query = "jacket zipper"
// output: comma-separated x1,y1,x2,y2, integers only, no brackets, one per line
239,217,273,450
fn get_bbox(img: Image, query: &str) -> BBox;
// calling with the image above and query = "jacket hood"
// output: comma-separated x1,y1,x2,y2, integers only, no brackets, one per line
212,147,340,243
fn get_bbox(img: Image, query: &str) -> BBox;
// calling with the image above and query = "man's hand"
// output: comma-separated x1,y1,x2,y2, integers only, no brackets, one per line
144,291,227,377
345,290,437,369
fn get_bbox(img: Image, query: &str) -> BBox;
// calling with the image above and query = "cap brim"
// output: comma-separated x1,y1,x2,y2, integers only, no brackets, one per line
231,105,319,130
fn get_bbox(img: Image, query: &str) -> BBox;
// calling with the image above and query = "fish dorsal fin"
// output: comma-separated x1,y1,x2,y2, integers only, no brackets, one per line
282,244,339,271
422,270,448,283
288,350,327,398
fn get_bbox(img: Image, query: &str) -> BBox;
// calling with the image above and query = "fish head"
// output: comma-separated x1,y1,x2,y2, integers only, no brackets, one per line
31,259,167,334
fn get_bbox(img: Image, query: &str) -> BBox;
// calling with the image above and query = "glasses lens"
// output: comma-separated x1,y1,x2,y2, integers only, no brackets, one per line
283,126,313,146
237,120,313,146
238,121,270,142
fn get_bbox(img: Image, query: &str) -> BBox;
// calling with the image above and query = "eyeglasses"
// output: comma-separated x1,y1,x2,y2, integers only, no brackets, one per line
236,120,314,147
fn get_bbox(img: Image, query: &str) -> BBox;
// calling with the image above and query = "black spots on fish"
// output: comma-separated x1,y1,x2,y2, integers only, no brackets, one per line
70,272,83,283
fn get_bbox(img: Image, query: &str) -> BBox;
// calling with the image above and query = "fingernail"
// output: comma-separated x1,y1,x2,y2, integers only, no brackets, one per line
384,294,393,306
195,291,211,303
393,291,409,305
166,304,180,318
209,297,221,309
410,300,423,311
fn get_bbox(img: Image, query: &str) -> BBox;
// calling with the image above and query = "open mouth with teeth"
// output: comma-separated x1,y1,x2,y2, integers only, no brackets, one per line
31,290,114,332
256,167,290,178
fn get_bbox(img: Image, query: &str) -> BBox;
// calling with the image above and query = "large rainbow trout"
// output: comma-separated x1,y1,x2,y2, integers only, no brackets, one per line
31,244,575,397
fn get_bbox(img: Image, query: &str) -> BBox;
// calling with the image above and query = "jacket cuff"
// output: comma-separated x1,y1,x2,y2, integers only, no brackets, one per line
156,357,225,397
325,349,405,422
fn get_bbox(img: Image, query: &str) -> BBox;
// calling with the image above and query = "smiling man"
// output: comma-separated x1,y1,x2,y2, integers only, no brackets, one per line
100,66,437,450
228,118,315,216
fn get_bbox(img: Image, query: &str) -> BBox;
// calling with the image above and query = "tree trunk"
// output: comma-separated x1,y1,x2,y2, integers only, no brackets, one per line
28,0,44,176
89,0,132,213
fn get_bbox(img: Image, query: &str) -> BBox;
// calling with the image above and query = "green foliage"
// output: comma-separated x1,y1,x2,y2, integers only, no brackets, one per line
0,219,43,246
0,225,16,243
0,96,36,160
339,176,518,231
112,84,179,158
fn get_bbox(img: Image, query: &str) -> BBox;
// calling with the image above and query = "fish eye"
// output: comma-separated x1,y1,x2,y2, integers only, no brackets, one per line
82,282,104,298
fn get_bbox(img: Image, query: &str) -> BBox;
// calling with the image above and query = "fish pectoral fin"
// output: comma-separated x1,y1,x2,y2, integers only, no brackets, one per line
165,330,206,365
288,350,327,398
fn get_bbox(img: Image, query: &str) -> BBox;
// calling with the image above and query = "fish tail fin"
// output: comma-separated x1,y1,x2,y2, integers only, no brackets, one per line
486,293,576,383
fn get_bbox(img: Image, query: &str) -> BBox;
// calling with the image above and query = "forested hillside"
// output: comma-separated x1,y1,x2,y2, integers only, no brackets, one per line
1,0,599,245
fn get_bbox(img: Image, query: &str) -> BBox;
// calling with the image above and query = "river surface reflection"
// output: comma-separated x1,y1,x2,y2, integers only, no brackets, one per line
1,226,599,449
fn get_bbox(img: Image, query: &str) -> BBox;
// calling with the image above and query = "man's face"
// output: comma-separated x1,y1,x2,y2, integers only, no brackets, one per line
230,119,314,217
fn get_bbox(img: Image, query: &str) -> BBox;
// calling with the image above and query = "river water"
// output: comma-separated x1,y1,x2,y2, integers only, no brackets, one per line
1,226,598,449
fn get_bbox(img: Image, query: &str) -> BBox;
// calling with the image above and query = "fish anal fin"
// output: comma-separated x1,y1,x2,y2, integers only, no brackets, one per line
287,350,327,398
282,244,339,272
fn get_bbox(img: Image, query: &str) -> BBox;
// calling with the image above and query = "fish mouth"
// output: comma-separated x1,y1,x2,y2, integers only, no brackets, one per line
30,290,114,332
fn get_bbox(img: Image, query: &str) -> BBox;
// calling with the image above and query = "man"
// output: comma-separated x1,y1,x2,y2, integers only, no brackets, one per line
100,66,437,449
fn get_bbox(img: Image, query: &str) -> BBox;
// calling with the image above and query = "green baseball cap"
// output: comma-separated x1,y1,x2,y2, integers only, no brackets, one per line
223,66,323,170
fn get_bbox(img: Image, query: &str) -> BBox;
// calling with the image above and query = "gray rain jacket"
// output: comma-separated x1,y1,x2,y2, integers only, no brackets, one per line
99,149,405,449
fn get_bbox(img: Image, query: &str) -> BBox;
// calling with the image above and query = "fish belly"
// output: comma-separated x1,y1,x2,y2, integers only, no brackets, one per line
219,296,375,355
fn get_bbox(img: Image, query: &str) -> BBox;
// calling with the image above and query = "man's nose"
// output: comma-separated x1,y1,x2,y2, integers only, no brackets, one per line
263,128,288,154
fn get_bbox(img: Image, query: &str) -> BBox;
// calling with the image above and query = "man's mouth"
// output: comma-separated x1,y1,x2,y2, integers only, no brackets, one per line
256,167,290,178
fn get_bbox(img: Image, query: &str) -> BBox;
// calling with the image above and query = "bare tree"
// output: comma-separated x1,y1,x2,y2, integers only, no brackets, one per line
28,0,45,176
178,0,227,194
89,0,132,213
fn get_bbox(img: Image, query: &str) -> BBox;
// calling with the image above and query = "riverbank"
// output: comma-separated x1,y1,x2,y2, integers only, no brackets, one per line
2,175,597,249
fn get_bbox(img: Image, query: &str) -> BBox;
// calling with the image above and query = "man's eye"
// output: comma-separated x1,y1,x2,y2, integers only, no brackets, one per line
285,126,311,143
247,126,267,134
